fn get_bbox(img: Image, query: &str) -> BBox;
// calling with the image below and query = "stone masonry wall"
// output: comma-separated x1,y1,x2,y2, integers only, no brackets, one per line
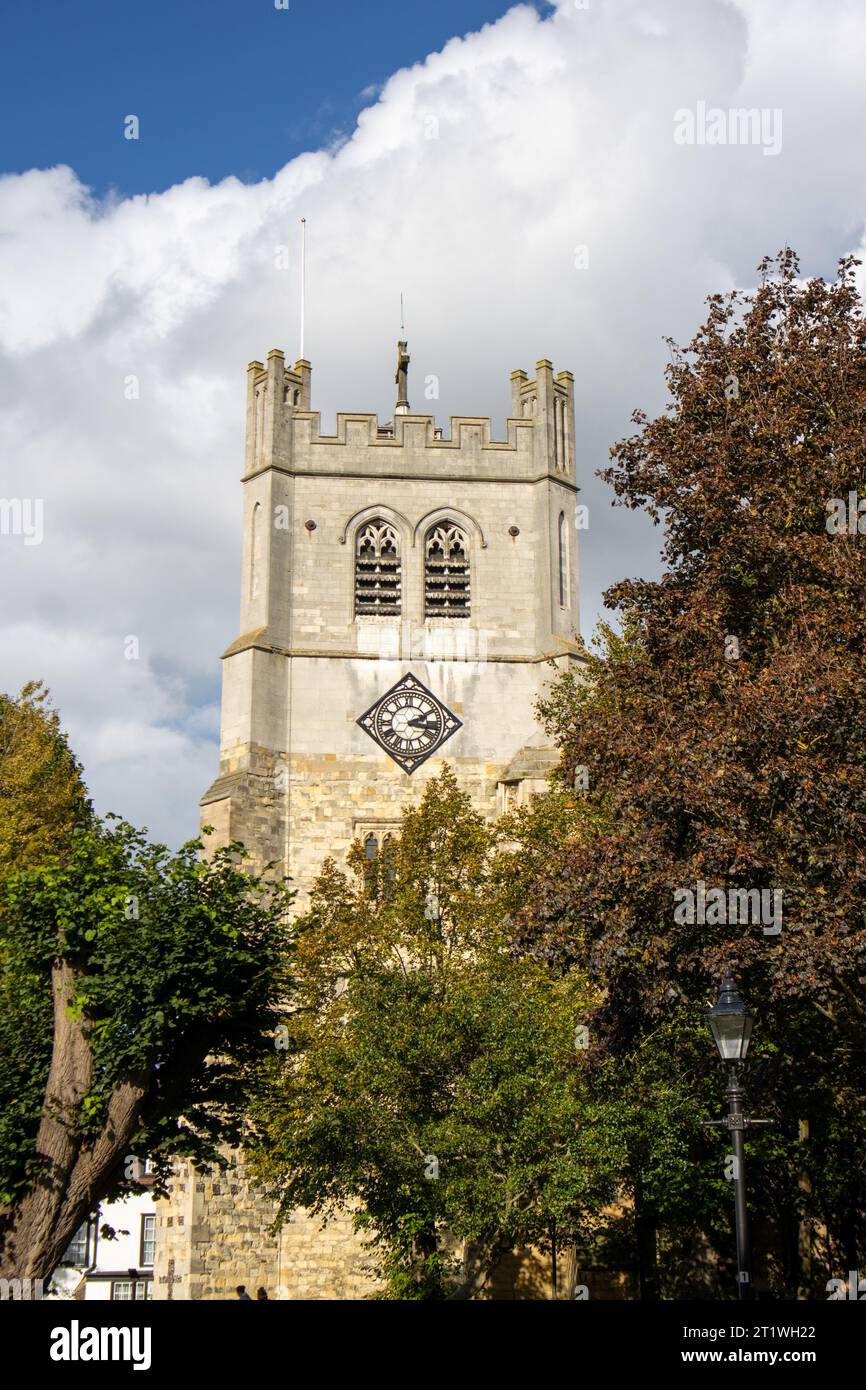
154,1154,383,1300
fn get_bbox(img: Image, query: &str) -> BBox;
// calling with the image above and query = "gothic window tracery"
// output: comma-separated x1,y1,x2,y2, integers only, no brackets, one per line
424,522,470,618
358,827,398,895
355,520,401,616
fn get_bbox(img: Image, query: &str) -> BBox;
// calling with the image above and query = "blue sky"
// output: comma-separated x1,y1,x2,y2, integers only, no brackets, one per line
0,0,541,195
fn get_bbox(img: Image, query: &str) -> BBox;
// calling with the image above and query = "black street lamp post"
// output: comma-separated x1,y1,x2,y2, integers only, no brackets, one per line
704,975,772,1301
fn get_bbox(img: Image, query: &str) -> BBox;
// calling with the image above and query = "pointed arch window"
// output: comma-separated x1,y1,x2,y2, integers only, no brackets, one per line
558,512,568,607
358,828,398,897
558,393,569,470
381,833,397,891
425,521,470,618
355,520,401,616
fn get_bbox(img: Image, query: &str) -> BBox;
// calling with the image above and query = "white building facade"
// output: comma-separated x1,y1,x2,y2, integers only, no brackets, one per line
50,1167,156,1302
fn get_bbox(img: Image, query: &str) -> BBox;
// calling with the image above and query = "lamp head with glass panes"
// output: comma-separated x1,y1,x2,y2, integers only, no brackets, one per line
706,975,754,1064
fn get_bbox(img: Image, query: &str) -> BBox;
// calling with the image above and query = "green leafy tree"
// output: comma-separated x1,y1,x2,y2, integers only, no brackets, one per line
0,682,90,876
0,818,293,1282
519,250,866,1293
249,768,607,1299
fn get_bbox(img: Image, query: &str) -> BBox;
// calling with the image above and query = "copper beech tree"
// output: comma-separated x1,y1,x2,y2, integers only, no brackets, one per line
521,251,866,1286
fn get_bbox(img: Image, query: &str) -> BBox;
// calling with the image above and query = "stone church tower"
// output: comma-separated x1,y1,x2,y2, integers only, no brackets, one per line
154,342,582,1300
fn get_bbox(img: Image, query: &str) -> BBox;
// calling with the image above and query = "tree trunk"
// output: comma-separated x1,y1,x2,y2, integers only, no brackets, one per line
558,1242,580,1299
0,960,151,1283
634,1182,660,1301
448,1234,514,1300
796,1118,813,1300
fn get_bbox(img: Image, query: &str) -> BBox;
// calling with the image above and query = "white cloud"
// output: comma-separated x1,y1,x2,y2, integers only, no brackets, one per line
2,0,866,845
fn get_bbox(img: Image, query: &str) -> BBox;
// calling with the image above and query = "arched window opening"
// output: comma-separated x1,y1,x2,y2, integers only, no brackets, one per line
255,385,266,465
381,833,397,891
558,512,568,608
425,522,470,618
559,393,568,469
359,830,398,897
355,520,401,616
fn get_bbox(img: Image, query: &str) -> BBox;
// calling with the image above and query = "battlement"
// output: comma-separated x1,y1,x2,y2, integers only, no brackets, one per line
290,412,537,452
244,350,575,483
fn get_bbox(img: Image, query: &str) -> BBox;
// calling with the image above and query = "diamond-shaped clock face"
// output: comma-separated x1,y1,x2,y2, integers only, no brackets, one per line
357,673,462,774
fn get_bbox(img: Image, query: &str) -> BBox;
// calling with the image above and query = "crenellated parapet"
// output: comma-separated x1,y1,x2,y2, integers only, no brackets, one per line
242,352,575,484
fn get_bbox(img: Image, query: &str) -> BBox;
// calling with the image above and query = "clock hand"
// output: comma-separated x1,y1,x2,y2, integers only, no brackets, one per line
408,715,437,730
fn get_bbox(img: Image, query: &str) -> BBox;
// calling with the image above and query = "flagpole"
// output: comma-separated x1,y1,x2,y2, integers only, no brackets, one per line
299,217,307,360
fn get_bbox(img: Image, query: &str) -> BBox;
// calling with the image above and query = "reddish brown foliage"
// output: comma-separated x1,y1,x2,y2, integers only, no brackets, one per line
524,251,866,1046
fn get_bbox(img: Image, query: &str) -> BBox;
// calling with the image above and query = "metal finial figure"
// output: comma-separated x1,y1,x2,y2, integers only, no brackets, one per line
395,333,410,415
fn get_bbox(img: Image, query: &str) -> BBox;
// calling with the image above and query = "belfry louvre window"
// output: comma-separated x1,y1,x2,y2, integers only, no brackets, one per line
425,522,470,618
355,520,401,616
